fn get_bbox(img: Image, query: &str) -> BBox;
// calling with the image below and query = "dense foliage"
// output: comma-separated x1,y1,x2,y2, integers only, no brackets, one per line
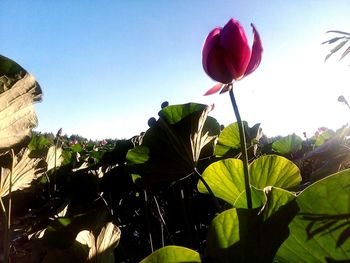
1,22,350,263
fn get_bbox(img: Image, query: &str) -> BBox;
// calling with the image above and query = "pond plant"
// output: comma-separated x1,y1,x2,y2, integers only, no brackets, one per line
0,18,350,263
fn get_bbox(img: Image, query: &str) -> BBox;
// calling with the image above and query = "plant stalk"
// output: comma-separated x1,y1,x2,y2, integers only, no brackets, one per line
143,190,154,253
229,88,252,209
0,196,8,263
194,168,222,212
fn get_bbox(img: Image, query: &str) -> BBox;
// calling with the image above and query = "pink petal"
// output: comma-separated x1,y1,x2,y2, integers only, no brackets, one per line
202,28,234,83
221,19,251,80
202,28,222,74
203,83,224,96
244,23,263,77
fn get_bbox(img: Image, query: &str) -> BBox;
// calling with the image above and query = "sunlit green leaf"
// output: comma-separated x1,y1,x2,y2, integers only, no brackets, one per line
214,122,261,157
249,155,301,190
276,169,350,262
28,134,53,157
261,187,296,220
198,158,245,205
161,103,206,125
140,246,201,263
205,188,298,263
70,143,84,153
272,134,302,155
198,155,301,206
314,129,335,147
126,146,150,164
233,186,266,209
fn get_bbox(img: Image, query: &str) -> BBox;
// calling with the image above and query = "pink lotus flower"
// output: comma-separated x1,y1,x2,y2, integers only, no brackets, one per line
202,19,263,95
70,139,78,145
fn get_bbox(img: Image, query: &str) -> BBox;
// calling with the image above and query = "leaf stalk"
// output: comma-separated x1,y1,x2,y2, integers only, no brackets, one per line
229,88,252,209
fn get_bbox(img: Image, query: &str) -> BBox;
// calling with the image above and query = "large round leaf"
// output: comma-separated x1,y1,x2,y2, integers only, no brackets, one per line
140,246,201,263
276,169,350,262
249,155,301,190
197,158,244,205
214,122,261,157
198,155,301,206
272,134,303,155
204,187,298,263
233,186,266,209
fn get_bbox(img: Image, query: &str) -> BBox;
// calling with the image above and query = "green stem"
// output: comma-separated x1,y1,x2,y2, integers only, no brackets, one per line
194,168,222,212
229,88,252,209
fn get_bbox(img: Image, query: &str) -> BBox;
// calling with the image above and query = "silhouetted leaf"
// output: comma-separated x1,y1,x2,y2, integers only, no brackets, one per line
127,103,220,187
330,40,348,53
340,45,350,60
326,30,350,36
322,37,346,45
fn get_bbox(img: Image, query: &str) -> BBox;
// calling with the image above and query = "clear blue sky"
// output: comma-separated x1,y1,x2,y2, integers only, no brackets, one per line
1,1,350,139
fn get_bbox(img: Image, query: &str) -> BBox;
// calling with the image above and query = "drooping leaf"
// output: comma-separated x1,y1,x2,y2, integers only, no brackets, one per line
204,187,298,263
340,45,350,60
46,146,64,172
324,53,333,62
127,103,220,187
0,148,44,197
40,204,109,249
330,40,348,53
140,246,201,263
326,30,350,36
276,169,350,262
75,222,121,263
272,133,303,155
0,55,42,151
322,36,346,45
